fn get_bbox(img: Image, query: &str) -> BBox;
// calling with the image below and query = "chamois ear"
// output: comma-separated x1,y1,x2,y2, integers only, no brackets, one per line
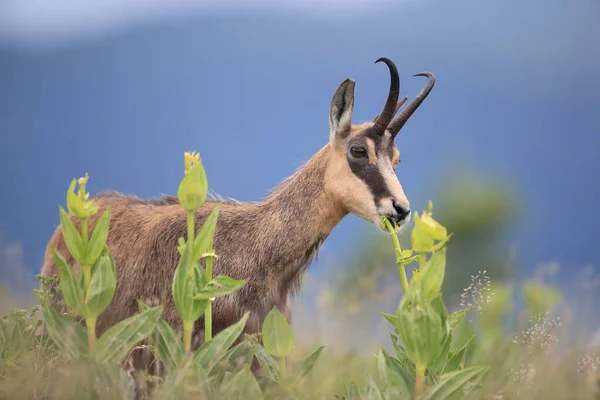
329,78,355,142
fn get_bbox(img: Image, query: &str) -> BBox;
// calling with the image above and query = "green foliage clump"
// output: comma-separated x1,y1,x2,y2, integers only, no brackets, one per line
0,152,598,399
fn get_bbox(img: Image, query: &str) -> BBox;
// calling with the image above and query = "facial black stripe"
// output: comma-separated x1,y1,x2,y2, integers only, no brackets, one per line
349,162,391,203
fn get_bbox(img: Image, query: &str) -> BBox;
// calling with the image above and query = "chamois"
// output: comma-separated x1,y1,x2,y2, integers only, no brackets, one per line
40,57,435,371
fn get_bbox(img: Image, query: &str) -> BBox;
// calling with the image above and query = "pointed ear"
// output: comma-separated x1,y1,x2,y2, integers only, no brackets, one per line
329,78,355,142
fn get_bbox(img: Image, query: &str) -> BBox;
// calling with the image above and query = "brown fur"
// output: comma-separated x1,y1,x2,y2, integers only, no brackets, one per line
39,58,434,380
41,145,349,364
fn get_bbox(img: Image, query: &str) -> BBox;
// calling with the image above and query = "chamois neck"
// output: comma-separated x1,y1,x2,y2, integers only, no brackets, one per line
265,144,346,236
239,144,346,298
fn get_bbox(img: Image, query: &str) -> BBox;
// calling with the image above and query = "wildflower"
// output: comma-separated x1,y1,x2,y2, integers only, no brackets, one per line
460,270,494,314
178,151,208,211
411,201,451,252
77,173,89,201
66,173,98,218
184,151,200,174
513,312,561,354
509,363,536,387
577,353,600,376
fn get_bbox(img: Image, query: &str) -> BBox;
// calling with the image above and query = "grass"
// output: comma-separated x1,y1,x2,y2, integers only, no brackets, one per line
1,152,599,399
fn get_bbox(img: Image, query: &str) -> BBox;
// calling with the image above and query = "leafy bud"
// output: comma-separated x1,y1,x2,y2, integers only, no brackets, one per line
410,202,451,253
66,174,99,219
178,152,208,212
394,288,447,366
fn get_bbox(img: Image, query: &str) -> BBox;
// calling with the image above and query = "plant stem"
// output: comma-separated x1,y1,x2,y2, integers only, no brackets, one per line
415,364,426,398
279,356,286,382
418,253,427,270
205,255,214,342
183,320,193,354
81,217,89,244
87,318,96,351
80,216,96,351
384,219,409,293
81,218,92,292
187,211,195,276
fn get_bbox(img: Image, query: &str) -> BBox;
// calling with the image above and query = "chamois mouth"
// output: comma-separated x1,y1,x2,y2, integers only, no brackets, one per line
379,214,405,232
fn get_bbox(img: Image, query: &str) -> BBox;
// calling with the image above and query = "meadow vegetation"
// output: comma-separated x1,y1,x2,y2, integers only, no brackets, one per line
0,152,599,399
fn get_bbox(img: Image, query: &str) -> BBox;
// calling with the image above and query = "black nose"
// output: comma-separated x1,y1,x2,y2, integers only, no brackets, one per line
392,200,410,221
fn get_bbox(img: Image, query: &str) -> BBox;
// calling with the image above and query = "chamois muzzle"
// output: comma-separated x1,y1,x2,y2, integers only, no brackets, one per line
390,199,411,223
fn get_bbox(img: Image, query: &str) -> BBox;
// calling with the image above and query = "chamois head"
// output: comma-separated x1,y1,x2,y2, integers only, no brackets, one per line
325,57,435,230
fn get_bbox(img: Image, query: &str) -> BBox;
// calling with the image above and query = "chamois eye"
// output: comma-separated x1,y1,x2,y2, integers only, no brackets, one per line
350,146,367,158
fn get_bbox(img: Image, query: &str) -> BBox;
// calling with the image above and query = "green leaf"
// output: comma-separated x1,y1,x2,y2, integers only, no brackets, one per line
254,344,279,383
421,365,489,400
86,206,111,265
220,366,264,400
390,333,415,376
66,179,81,216
262,306,295,358
139,301,184,371
178,161,208,212
51,248,84,314
431,294,449,326
191,205,221,261
172,245,196,321
447,309,469,332
93,305,162,365
411,214,435,253
85,252,117,319
296,345,325,382
445,334,475,372
41,305,87,359
363,374,385,400
194,312,249,370
59,205,85,264
419,247,447,302
154,319,186,371
208,335,257,387
194,276,247,300
177,237,186,256
419,212,448,241
255,344,279,382
395,289,445,366
377,349,413,397
380,312,397,327
172,257,209,323
430,333,452,377
194,262,208,290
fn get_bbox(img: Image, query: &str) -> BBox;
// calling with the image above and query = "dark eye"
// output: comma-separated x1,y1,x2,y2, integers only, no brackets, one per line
350,146,367,158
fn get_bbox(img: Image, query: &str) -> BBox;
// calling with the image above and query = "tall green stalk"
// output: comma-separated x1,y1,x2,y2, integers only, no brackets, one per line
279,356,286,381
383,218,409,293
415,364,426,398
80,217,96,351
187,212,195,276
205,254,214,342
183,210,196,354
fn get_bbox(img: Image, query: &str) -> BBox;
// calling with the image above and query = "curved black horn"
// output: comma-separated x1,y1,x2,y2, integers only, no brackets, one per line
389,72,435,138
372,57,400,136
372,96,408,124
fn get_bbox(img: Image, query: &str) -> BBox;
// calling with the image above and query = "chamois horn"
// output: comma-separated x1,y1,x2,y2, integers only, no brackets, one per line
389,72,435,137
371,57,400,136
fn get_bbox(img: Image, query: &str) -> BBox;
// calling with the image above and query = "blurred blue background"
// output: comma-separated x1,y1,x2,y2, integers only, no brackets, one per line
1,0,599,336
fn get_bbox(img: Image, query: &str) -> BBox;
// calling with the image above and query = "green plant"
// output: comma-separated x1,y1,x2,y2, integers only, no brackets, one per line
174,151,246,352
373,202,489,399
1,151,598,400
